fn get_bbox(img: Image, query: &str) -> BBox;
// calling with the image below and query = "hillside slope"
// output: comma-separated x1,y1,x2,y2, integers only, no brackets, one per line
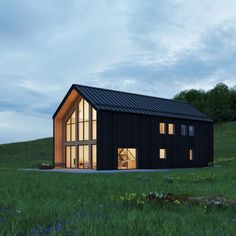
214,121,236,166
0,122,235,169
0,138,53,169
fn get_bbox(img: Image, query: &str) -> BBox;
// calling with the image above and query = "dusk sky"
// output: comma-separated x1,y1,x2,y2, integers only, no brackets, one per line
1,0,236,144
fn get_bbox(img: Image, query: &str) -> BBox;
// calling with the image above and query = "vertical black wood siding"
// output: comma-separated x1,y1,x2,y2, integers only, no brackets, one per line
97,111,213,170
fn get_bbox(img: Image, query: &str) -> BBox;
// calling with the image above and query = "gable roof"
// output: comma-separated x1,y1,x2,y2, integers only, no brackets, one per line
53,84,212,122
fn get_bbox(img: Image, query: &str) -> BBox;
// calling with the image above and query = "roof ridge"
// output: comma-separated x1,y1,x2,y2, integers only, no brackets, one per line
94,102,208,118
73,84,188,104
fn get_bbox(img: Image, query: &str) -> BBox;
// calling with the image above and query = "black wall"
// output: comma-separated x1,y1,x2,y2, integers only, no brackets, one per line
97,111,213,170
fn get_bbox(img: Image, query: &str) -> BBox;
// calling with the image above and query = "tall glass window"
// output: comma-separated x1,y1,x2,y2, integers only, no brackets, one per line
65,98,97,169
84,100,89,140
92,108,97,140
65,145,76,168
92,145,97,169
78,145,89,169
66,110,76,142
78,99,84,141
78,99,90,141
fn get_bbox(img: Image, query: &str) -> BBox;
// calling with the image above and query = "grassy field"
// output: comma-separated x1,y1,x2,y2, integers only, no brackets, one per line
0,122,235,235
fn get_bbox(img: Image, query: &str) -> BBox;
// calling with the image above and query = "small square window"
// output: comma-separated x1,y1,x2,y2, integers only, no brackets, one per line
160,123,166,134
159,149,166,159
181,125,187,136
168,123,175,135
189,126,195,136
189,149,194,160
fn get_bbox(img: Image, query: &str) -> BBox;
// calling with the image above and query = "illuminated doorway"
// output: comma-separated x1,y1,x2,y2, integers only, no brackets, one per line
118,148,136,169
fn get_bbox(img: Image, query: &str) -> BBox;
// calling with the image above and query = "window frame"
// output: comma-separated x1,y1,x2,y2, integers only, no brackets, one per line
181,124,187,136
189,125,195,136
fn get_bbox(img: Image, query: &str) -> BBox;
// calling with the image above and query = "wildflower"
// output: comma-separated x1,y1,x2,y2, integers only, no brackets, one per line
174,199,181,204
137,199,145,205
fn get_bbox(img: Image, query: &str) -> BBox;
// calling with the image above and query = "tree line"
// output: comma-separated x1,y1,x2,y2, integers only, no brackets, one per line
173,83,236,122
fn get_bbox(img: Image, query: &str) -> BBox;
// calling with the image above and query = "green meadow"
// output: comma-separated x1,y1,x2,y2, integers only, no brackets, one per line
0,122,236,235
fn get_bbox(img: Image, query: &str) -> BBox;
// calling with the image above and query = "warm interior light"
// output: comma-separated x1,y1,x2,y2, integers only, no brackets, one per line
159,148,166,159
118,148,136,169
168,123,174,135
160,123,165,134
64,97,97,169
92,145,97,169
189,149,193,160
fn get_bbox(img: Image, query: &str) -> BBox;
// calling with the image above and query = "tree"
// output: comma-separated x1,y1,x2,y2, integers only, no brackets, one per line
173,83,236,123
174,89,207,114
229,87,236,120
207,83,232,122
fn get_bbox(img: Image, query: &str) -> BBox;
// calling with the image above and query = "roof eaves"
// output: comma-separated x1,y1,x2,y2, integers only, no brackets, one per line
52,85,75,119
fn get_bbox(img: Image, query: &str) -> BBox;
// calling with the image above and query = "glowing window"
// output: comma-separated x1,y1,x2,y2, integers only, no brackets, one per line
78,99,91,141
118,148,136,169
66,124,70,142
84,100,89,121
84,145,89,169
66,146,71,168
78,146,84,169
159,149,166,159
92,108,97,140
64,97,97,170
71,146,76,168
65,110,76,142
189,149,194,160
78,122,83,141
65,145,76,168
84,121,89,140
168,123,175,135
92,145,97,169
78,145,89,169
78,99,84,122
160,123,166,134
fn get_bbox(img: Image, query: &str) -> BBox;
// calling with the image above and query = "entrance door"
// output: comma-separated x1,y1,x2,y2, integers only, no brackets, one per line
118,148,136,169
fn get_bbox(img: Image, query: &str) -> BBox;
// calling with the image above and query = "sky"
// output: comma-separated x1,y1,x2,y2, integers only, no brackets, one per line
0,0,236,144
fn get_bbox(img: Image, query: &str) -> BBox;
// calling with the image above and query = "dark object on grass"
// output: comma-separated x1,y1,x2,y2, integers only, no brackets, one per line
208,161,214,167
37,162,53,170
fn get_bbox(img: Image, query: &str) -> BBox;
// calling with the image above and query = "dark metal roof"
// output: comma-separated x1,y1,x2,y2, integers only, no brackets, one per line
53,84,212,122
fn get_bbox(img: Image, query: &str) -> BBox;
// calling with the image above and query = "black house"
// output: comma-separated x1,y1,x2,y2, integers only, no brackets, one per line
53,84,213,170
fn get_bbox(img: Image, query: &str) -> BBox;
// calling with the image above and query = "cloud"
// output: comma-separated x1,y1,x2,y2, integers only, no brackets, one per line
0,111,51,144
0,0,236,143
